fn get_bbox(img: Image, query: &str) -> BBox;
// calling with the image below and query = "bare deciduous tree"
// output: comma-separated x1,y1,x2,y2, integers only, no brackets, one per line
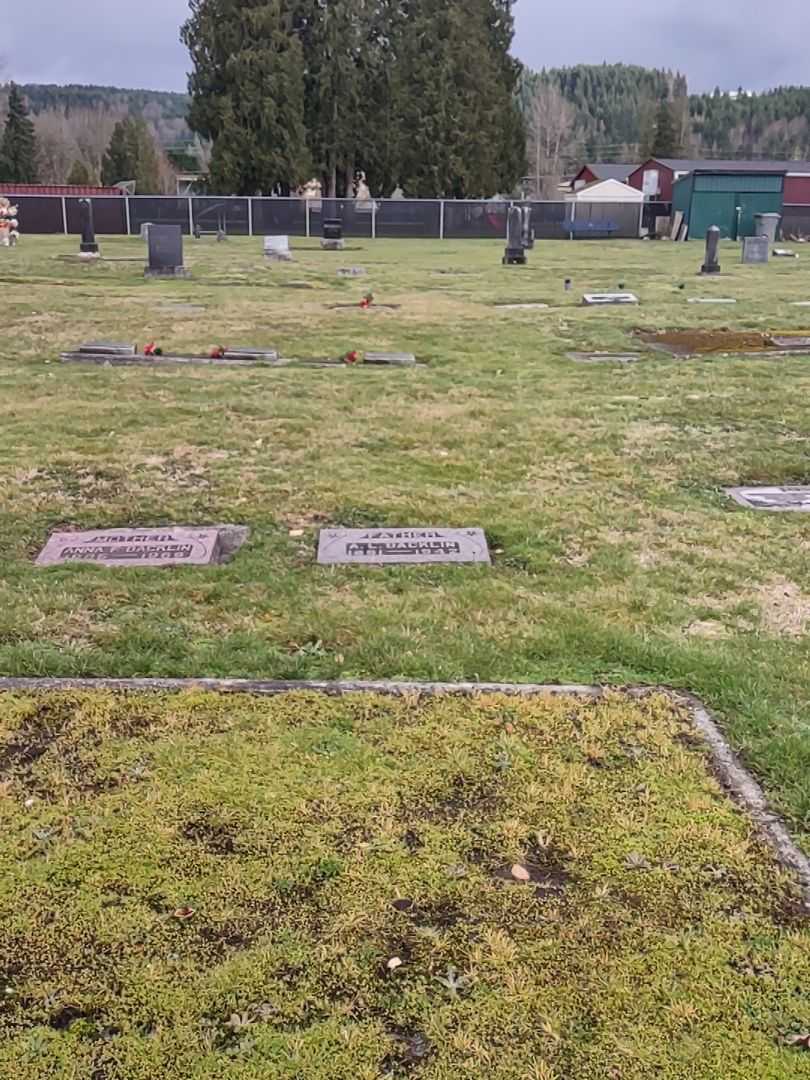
526,82,577,198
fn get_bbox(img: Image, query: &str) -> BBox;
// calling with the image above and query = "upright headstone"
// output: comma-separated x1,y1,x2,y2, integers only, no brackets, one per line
78,198,99,255
503,207,527,266
741,236,769,265
321,218,344,251
145,225,188,278
264,235,292,262
520,206,534,250
700,225,721,274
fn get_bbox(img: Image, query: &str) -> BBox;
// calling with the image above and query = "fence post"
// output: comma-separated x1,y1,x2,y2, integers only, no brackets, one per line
371,200,377,240
439,200,445,240
124,196,131,236
248,198,253,237
305,199,310,239
568,199,576,241
61,197,68,236
637,200,644,238
188,196,194,236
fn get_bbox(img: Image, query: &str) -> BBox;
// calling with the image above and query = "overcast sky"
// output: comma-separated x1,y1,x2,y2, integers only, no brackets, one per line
3,0,809,95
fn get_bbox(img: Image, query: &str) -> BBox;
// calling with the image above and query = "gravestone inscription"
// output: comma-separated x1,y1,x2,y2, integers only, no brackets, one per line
741,236,769,264
582,293,639,305
317,527,490,565
726,486,810,512
36,526,224,567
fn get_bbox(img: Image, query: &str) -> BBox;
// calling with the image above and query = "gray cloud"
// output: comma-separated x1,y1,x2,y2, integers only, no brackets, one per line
514,0,810,92
3,0,809,95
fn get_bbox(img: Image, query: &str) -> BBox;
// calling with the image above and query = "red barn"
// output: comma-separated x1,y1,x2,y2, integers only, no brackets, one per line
570,163,635,191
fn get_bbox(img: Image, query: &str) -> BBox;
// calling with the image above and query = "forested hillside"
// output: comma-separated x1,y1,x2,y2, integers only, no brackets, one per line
523,63,810,168
15,84,192,150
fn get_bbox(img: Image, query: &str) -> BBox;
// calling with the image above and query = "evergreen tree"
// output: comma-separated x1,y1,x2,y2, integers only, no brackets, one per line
101,117,162,192
181,0,310,194
0,84,39,182
66,159,93,185
651,98,680,157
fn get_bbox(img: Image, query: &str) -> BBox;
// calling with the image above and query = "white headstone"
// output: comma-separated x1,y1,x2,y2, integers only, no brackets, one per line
264,235,292,261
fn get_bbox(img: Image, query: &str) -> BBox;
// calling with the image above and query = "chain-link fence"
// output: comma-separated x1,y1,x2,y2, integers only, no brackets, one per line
5,194,649,240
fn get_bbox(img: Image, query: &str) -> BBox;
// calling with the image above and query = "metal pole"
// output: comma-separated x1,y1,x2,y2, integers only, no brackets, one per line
61,197,68,235
439,200,445,241
637,200,644,238
248,198,253,237
124,196,131,236
305,198,310,239
569,199,576,241
371,200,377,240
188,196,194,236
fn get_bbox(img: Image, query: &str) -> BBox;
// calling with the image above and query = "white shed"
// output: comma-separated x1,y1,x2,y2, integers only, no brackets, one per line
567,178,644,203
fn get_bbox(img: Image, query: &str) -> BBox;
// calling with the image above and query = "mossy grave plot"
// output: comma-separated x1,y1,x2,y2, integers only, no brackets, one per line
1,689,808,1080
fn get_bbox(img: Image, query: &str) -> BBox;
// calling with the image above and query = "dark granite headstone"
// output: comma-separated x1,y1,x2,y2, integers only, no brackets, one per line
503,208,527,265
78,199,99,254
79,341,137,356
146,225,188,277
741,236,769,265
726,486,810,512
700,225,721,274
36,526,224,567
317,527,491,565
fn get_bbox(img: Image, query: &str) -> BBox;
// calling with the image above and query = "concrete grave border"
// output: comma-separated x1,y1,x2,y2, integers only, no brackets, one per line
0,677,806,904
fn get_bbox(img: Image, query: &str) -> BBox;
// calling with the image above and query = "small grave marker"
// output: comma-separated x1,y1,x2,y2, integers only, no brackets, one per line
78,198,99,255
503,207,527,266
741,236,769,264
264,235,292,262
337,267,366,277
79,341,137,356
773,248,799,258
362,352,416,366
726,486,810,512
36,526,228,567
582,293,638,305
495,302,549,310
145,225,188,278
688,298,737,304
700,225,721,275
321,218,344,250
568,352,641,364
317,527,490,565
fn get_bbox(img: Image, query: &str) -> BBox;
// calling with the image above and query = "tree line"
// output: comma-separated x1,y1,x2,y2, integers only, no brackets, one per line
181,0,525,198
523,63,810,195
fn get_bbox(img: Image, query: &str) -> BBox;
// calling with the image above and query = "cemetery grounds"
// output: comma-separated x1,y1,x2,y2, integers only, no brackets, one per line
2,235,810,1078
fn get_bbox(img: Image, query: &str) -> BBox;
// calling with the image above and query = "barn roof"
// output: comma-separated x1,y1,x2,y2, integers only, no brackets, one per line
648,158,810,175
579,163,636,182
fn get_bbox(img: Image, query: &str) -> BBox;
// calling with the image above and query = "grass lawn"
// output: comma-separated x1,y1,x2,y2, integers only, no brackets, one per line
1,688,809,1079
3,233,810,1072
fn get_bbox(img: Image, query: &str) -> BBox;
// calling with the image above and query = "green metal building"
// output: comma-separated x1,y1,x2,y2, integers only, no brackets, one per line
672,171,784,239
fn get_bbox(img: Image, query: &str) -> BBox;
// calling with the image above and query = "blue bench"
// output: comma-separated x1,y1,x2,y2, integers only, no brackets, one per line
562,219,618,238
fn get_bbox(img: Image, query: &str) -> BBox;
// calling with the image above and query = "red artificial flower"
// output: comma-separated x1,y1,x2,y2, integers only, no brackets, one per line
209,346,226,359
344,350,361,364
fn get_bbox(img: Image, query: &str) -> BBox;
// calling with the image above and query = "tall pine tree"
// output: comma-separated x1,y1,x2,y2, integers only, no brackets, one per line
651,97,680,158
0,84,39,183
101,117,162,192
182,0,310,194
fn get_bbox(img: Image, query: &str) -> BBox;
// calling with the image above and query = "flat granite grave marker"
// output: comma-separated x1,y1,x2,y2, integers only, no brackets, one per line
337,267,366,277
688,298,737,304
79,341,137,356
145,225,188,278
726,486,810,512
36,526,231,567
742,236,769,265
317,528,490,565
582,293,639,306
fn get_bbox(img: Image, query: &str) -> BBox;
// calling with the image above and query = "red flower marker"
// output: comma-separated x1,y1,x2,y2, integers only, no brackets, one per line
209,346,225,359
344,350,361,365
143,342,163,357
